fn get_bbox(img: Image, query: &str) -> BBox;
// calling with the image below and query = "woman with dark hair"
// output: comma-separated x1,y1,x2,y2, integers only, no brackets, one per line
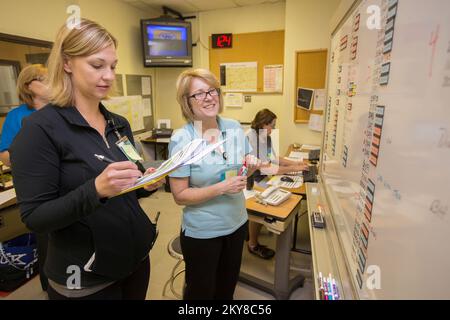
246,108,307,259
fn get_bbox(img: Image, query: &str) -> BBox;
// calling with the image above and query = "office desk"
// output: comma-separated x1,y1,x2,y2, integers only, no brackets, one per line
140,137,169,160
240,192,304,300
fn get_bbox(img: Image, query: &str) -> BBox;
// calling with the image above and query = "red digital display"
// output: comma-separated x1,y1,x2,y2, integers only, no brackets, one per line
212,33,232,48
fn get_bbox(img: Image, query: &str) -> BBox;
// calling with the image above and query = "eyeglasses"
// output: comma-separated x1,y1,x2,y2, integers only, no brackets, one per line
188,88,220,101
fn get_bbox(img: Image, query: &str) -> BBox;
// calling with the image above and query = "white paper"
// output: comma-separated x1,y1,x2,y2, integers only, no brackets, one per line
289,151,309,159
243,189,256,200
224,92,243,107
301,144,321,150
308,114,324,132
263,65,283,92
313,89,326,111
141,77,151,95
120,139,226,194
284,156,303,162
143,98,152,116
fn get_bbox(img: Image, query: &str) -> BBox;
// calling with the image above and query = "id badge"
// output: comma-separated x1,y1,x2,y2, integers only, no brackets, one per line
116,136,143,162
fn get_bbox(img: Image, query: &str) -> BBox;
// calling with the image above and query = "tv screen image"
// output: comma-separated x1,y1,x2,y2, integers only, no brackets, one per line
141,18,193,67
147,25,188,56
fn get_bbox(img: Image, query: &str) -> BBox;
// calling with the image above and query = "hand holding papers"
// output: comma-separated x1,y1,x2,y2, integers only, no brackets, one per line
118,138,226,195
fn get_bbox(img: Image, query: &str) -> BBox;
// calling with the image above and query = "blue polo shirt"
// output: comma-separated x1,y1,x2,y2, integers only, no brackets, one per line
0,104,35,152
169,117,251,239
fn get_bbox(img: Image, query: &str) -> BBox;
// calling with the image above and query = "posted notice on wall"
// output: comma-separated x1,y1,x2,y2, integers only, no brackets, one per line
224,92,243,107
220,62,257,92
308,114,324,132
263,65,283,93
313,89,326,111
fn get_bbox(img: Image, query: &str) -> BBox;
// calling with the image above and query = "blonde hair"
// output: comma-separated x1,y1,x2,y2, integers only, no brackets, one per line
46,18,117,107
16,64,47,107
176,68,223,122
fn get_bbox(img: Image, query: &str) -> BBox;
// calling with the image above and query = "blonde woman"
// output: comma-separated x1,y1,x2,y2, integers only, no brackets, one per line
169,69,259,300
0,64,48,166
10,19,163,300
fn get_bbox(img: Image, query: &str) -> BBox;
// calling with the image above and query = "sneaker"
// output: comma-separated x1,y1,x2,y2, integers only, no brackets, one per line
248,244,275,259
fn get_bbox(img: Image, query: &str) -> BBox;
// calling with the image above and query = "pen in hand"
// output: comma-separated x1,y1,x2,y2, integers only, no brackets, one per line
94,154,115,164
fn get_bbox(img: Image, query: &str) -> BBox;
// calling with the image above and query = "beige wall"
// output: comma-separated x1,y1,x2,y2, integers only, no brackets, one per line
0,0,158,103
156,0,342,153
279,0,341,152
154,2,286,130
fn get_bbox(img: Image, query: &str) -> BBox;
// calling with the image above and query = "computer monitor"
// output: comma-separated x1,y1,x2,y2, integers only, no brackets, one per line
141,17,192,67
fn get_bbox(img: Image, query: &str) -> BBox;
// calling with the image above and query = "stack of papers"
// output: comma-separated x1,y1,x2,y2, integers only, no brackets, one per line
301,144,321,150
289,151,309,159
118,138,226,195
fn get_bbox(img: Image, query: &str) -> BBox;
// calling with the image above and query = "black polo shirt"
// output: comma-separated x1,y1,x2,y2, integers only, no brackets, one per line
10,104,156,286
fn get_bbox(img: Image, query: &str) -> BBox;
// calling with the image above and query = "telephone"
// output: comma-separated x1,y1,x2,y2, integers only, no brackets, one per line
258,186,292,206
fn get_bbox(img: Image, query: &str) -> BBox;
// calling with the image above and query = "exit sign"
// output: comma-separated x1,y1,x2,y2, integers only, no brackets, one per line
212,33,232,48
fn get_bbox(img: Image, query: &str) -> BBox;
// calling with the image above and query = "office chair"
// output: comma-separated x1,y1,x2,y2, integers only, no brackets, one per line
162,235,185,299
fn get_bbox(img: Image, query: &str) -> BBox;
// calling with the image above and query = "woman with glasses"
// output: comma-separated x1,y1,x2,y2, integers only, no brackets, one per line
246,109,308,259
169,68,259,300
0,64,49,166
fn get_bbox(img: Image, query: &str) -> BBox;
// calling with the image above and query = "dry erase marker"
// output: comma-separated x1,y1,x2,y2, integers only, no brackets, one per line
94,154,114,164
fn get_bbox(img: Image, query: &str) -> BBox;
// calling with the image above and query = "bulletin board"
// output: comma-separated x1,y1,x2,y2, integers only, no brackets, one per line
209,30,284,94
103,74,154,134
294,49,328,123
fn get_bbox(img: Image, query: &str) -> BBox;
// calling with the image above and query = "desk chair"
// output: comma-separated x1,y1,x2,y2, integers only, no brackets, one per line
162,235,184,299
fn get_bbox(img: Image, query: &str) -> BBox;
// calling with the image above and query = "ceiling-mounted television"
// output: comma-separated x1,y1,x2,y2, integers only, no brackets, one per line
141,17,192,67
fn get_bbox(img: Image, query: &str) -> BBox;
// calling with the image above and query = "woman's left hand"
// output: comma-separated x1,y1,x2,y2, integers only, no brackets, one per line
143,167,165,191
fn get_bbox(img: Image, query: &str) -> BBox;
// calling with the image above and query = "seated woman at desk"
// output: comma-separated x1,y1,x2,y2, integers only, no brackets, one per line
169,68,259,300
246,108,308,259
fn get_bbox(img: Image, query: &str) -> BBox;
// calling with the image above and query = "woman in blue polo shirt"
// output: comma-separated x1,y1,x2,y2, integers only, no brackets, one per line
0,64,48,166
169,69,259,300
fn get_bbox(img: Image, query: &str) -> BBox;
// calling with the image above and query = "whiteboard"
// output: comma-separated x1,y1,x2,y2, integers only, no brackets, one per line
321,0,450,299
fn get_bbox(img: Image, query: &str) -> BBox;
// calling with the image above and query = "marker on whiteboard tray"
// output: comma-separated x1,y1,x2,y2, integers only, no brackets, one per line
332,278,340,300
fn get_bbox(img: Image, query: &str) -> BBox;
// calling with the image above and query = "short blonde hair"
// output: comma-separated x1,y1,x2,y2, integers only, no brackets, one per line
16,64,47,107
176,68,223,122
46,18,117,107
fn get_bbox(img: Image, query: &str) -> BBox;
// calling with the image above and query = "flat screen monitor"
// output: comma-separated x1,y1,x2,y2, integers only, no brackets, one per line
297,87,315,110
141,17,192,67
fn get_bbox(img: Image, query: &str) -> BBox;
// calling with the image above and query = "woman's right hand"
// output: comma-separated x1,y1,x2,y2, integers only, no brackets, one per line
95,161,143,198
219,176,247,194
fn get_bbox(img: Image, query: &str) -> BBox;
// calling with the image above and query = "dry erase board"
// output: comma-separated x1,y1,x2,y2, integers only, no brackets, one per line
321,0,450,299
